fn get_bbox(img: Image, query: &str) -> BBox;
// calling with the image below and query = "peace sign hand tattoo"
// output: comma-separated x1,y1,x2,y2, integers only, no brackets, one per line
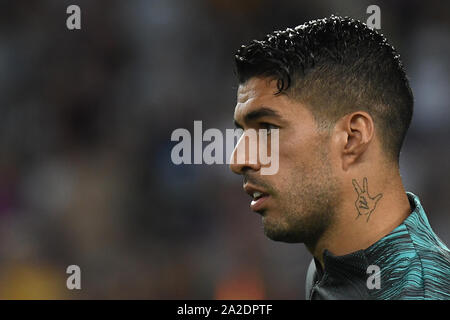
352,177,383,222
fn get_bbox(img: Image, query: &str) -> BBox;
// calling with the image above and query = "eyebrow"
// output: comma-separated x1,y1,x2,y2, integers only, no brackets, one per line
234,106,282,128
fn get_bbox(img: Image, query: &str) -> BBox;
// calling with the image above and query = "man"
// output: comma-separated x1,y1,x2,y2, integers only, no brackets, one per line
229,15,450,299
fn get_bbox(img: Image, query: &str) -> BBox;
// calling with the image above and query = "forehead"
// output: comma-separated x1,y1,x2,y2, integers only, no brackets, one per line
234,77,310,123
237,77,279,104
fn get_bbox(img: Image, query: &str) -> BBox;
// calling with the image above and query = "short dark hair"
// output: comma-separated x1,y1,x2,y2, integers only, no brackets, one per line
235,15,413,162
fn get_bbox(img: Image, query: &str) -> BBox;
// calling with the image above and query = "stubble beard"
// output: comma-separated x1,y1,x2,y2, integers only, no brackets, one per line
262,147,341,247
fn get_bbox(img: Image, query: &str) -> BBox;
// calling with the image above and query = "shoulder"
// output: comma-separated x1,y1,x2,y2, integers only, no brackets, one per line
405,219,450,299
369,209,450,300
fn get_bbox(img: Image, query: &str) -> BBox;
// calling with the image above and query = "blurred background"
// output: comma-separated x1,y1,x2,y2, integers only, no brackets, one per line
0,0,449,299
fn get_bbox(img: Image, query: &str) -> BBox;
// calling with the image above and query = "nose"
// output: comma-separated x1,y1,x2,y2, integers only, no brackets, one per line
229,131,261,175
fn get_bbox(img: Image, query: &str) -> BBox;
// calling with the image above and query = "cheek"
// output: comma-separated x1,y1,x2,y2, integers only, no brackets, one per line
276,135,325,186
279,132,314,166
267,128,321,188
271,144,306,191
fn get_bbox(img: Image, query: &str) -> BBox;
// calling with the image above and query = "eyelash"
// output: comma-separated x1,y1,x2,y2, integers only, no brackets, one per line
260,123,279,134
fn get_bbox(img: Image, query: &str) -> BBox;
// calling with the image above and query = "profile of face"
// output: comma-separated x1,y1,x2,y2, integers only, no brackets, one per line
230,77,341,245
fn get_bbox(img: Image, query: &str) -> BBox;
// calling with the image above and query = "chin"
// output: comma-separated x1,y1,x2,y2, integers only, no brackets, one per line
262,218,303,243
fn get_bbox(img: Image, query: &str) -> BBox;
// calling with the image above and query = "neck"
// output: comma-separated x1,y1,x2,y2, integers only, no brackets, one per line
307,167,412,269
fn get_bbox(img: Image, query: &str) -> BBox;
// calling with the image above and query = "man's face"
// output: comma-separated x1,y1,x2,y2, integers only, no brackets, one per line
230,77,341,244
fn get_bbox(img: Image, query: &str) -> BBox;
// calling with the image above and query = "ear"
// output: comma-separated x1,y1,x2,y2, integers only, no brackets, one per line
336,112,375,171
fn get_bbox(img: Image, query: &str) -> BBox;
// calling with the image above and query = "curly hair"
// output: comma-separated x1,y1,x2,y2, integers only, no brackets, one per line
235,15,413,161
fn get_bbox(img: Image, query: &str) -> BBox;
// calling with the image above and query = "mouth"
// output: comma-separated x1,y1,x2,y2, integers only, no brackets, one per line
244,184,271,213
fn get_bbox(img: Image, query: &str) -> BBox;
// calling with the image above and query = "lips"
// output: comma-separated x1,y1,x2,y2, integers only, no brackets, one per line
243,184,270,212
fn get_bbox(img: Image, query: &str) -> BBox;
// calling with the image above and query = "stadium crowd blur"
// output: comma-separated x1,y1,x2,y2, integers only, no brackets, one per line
0,0,449,299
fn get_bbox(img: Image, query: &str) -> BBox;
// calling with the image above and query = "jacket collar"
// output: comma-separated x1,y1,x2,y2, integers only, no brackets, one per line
314,192,423,279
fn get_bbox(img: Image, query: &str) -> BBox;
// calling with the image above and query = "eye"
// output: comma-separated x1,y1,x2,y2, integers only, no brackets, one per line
260,123,279,135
